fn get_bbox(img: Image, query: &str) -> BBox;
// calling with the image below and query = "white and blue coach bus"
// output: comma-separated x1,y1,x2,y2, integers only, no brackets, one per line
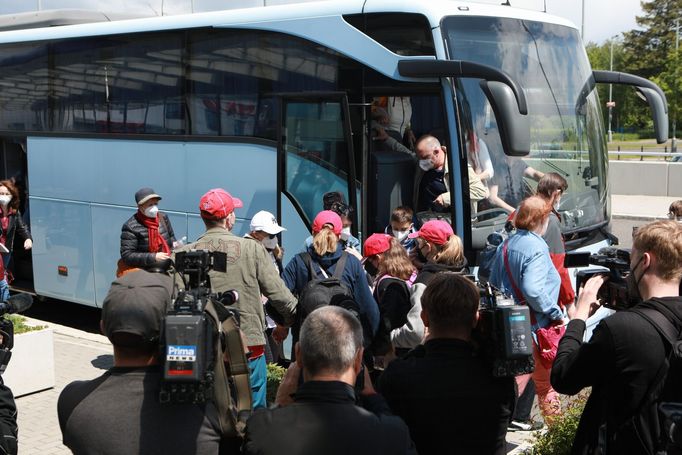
0,1,667,307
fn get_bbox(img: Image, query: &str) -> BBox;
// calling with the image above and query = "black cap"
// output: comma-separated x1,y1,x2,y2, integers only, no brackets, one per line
135,187,162,206
101,270,172,347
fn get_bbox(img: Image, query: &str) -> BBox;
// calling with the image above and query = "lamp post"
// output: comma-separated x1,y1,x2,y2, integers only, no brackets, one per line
608,37,616,142
581,0,586,40
673,19,680,153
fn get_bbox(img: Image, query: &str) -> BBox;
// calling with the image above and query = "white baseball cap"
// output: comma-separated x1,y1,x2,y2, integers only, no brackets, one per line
250,210,286,235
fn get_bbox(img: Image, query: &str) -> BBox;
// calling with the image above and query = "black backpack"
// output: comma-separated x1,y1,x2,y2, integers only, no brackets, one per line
298,252,361,320
601,305,682,454
476,220,515,283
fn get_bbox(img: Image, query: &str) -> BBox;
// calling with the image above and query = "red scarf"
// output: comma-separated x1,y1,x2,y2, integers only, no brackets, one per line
135,211,170,254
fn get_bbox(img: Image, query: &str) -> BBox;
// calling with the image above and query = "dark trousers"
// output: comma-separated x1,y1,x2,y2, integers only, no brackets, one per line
513,378,536,421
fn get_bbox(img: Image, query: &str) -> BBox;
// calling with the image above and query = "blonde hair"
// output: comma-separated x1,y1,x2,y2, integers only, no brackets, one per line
378,238,415,280
312,227,338,256
633,220,682,281
432,234,465,267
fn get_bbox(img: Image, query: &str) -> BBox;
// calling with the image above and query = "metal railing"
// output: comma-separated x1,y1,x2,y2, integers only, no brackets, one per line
608,146,682,161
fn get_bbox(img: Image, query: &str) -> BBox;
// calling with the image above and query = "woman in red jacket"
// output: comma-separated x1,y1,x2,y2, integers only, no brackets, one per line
536,173,575,313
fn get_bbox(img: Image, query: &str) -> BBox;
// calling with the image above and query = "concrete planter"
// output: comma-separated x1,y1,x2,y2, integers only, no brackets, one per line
3,328,55,397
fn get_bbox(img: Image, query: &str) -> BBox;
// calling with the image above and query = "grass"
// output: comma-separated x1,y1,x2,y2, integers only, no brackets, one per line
4,314,47,334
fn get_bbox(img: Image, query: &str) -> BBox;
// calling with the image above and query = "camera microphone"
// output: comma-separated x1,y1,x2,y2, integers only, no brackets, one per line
216,290,239,306
0,293,33,316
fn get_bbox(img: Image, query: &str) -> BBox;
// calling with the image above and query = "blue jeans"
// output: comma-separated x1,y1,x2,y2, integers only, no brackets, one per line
0,280,8,303
248,354,267,409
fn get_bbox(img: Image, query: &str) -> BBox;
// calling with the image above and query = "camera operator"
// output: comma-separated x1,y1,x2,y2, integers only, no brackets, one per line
0,317,16,455
57,270,222,454
243,306,416,455
551,220,682,454
175,189,297,409
379,273,515,455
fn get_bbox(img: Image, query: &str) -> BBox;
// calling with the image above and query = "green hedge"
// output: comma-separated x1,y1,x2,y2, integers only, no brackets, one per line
528,392,589,455
266,363,287,406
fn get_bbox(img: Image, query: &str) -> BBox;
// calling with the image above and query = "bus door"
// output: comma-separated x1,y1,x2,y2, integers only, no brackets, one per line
0,137,33,292
277,94,357,261
364,93,448,235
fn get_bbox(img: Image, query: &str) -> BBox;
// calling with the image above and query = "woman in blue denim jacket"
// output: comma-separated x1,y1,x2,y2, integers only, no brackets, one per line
490,195,564,424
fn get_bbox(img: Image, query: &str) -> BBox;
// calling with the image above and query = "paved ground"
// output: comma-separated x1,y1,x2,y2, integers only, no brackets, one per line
15,323,112,455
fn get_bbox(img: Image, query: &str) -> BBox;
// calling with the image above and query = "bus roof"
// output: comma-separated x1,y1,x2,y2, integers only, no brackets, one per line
0,0,577,44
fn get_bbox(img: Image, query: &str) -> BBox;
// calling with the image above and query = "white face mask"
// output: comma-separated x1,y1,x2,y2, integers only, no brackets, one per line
0,195,11,206
419,159,434,172
262,236,278,250
393,229,410,242
143,205,159,218
340,227,351,241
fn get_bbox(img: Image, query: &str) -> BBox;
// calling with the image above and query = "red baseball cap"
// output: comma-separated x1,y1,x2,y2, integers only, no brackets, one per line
312,210,342,235
364,233,392,257
408,220,454,246
199,188,243,220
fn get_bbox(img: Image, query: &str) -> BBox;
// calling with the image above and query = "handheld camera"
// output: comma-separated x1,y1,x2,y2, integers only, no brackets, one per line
568,247,635,311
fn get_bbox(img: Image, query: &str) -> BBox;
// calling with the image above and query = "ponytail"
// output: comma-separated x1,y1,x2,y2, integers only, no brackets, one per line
433,234,464,267
312,227,338,256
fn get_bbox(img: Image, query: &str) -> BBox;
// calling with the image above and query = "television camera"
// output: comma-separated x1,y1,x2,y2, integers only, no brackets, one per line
469,277,535,378
160,250,240,404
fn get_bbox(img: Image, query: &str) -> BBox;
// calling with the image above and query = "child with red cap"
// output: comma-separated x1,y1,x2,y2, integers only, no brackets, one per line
362,233,416,358
392,220,468,353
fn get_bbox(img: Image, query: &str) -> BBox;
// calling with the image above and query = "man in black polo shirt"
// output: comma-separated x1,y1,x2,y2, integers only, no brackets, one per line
57,271,222,455
380,273,516,455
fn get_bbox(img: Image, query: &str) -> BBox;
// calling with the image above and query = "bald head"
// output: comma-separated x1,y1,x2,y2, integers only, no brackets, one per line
416,135,446,170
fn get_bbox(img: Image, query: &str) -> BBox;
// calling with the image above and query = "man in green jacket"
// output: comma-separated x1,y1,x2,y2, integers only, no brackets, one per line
175,188,297,409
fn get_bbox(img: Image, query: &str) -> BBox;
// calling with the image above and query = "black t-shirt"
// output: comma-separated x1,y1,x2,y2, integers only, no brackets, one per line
58,366,221,455
418,169,447,212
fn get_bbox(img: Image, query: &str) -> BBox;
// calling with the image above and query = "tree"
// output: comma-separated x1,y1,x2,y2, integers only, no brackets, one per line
620,0,682,135
586,39,641,136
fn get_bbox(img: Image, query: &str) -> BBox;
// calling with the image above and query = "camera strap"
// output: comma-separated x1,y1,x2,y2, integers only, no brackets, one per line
204,300,252,437
502,241,537,326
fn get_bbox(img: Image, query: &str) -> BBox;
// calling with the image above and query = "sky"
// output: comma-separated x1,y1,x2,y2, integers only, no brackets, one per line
0,0,644,44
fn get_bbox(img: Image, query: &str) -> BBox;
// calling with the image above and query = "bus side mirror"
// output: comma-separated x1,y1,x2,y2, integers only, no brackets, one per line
398,59,530,156
593,70,668,144
480,80,530,156
635,87,668,144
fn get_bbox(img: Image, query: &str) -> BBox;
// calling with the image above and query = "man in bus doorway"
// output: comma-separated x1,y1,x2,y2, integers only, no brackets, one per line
414,135,487,214
174,189,298,409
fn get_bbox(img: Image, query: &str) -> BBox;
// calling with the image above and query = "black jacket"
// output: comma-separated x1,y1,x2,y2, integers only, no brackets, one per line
0,377,17,454
119,212,175,268
551,297,682,455
1,211,31,255
414,259,468,286
243,381,416,455
380,339,515,455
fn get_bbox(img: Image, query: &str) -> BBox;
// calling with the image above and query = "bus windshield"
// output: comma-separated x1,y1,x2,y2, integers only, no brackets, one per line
444,16,607,236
